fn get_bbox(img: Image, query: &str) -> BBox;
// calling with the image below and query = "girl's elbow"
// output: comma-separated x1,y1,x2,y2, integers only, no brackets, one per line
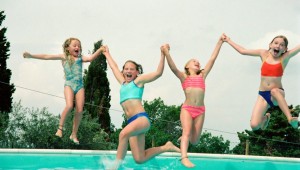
155,72,163,78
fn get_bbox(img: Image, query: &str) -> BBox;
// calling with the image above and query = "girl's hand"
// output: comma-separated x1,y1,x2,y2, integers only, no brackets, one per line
102,46,110,56
222,33,230,42
23,52,31,58
99,46,106,53
160,44,170,54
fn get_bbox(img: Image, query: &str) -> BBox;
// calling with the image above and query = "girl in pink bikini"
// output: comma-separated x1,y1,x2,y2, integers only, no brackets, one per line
222,34,299,130
161,34,225,168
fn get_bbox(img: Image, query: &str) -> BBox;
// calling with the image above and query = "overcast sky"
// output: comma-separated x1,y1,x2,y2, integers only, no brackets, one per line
2,0,300,146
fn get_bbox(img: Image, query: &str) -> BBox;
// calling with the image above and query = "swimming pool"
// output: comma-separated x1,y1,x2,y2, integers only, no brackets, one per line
0,149,299,170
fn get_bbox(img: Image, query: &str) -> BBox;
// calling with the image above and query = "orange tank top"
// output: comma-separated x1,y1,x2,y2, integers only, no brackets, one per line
261,59,283,77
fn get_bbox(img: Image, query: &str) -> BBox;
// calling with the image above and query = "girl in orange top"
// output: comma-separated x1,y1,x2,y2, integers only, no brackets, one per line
223,34,299,130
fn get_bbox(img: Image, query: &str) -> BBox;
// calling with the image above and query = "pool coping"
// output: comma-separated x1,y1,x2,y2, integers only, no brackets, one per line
0,148,299,163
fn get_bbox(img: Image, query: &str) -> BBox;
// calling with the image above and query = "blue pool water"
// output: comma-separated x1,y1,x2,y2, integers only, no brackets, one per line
0,149,299,170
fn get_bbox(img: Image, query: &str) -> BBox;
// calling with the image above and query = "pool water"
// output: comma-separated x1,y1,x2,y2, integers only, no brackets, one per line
0,149,299,170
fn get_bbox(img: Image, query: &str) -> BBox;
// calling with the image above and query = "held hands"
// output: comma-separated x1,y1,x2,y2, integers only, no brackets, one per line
99,46,106,53
160,44,170,55
102,45,110,56
221,33,230,42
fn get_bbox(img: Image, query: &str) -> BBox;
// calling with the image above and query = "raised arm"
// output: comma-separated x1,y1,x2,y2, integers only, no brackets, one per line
285,44,300,59
162,44,185,81
202,34,224,78
102,46,125,84
223,34,264,57
135,46,165,85
82,46,106,62
23,52,64,60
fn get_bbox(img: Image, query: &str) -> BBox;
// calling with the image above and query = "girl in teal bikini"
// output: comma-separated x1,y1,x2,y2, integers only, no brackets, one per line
102,45,180,168
23,37,105,144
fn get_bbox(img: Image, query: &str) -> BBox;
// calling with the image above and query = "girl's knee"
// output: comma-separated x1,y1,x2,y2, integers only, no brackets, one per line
270,88,281,96
134,157,145,164
75,109,83,114
65,105,73,112
190,135,200,145
118,131,129,140
250,121,260,131
190,140,199,146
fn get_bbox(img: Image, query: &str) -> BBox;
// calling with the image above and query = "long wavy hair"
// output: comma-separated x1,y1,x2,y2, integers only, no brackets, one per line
62,37,82,66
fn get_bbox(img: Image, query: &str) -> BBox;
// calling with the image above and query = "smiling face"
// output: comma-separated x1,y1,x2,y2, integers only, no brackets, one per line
269,36,288,58
63,38,82,57
184,59,201,75
122,61,140,82
67,39,81,57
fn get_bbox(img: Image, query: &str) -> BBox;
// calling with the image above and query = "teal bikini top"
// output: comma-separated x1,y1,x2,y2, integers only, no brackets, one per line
120,81,144,104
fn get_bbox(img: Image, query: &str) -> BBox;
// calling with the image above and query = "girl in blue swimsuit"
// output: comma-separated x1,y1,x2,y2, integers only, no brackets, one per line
23,37,105,144
102,45,180,168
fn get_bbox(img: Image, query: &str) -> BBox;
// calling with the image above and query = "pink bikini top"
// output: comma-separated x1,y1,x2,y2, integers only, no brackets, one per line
182,75,205,90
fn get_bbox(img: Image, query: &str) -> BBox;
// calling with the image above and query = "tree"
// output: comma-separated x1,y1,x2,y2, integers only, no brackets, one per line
83,40,111,134
144,98,182,148
189,131,230,154
232,105,300,157
0,11,15,142
0,101,115,150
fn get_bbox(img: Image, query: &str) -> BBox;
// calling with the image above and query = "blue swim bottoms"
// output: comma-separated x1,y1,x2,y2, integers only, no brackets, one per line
127,112,151,125
258,88,284,108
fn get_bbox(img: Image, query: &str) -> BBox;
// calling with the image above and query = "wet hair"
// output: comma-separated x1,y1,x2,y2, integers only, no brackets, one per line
184,59,202,75
62,37,82,66
122,60,144,75
270,35,288,48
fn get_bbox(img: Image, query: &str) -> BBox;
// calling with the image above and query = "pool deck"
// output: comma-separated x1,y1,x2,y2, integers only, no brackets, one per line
0,148,299,163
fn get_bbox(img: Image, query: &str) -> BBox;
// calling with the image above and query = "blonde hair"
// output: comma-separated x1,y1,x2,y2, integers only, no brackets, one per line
184,59,202,75
62,37,82,66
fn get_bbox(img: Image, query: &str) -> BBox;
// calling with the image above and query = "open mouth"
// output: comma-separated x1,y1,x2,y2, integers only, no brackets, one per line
126,73,132,78
274,49,279,54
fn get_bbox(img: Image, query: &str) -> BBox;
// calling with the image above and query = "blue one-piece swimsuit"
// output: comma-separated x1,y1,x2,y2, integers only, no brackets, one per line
63,57,83,94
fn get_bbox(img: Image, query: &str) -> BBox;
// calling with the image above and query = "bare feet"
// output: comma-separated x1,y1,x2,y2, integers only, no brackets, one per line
70,134,80,145
261,113,271,130
108,159,122,170
55,128,63,138
181,157,195,168
289,117,299,129
164,141,181,153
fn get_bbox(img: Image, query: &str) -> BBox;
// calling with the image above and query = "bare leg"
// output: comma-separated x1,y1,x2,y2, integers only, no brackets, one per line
180,109,195,168
55,86,74,137
261,113,271,130
130,135,180,164
271,88,299,128
70,88,84,144
250,96,268,130
190,114,205,145
116,117,151,161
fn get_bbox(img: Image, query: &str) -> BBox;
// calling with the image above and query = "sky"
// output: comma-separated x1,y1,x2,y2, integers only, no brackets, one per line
2,0,300,147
